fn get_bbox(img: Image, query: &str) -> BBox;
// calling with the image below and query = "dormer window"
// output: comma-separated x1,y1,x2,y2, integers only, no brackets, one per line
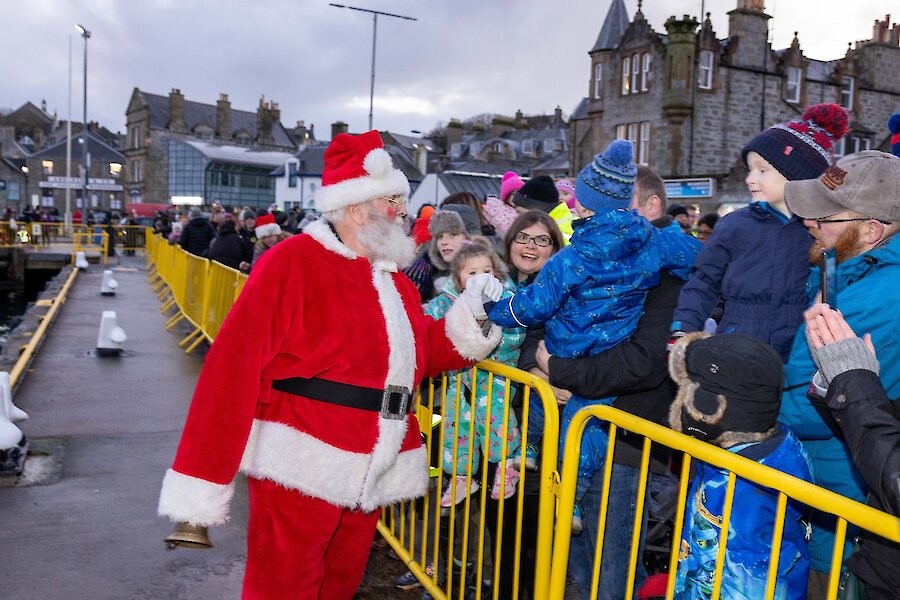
492,141,504,153
698,50,714,90
840,76,855,110
470,142,484,156
450,143,464,158
785,66,802,103
522,140,535,155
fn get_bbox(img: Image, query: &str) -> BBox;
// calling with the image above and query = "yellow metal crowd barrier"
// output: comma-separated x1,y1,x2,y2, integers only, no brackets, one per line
144,239,900,600
379,361,560,600
147,233,248,353
549,405,900,600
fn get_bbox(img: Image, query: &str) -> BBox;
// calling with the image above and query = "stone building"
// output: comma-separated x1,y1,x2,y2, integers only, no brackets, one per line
442,109,570,177
124,89,297,208
571,0,900,212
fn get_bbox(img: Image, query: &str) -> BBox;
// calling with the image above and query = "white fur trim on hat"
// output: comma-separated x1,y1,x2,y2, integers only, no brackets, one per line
255,223,281,238
316,148,411,213
158,468,235,526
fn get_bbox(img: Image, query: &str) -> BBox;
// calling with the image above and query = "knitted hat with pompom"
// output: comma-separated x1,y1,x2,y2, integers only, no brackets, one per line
888,113,900,158
741,103,850,181
574,139,637,213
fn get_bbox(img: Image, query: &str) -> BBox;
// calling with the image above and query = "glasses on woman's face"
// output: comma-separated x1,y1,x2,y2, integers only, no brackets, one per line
513,231,553,247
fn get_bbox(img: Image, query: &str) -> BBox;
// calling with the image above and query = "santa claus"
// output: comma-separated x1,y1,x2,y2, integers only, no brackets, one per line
158,130,502,598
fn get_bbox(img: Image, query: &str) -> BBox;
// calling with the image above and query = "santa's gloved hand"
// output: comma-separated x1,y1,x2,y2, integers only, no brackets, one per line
462,273,504,319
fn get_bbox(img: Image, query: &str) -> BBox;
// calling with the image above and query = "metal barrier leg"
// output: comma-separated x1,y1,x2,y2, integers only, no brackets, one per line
165,313,186,330
179,328,203,349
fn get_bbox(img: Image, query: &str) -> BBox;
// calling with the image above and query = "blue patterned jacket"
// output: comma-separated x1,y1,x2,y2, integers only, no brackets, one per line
489,209,695,359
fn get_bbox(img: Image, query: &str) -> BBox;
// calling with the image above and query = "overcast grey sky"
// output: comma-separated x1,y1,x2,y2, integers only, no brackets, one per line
3,0,892,139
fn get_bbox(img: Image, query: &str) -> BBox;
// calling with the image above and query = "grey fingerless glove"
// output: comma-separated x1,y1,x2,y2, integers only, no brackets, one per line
810,337,880,384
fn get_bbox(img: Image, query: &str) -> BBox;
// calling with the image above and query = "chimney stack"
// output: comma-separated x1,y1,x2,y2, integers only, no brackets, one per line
331,121,349,140
168,89,186,133
216,93,232,139
256,96,274,144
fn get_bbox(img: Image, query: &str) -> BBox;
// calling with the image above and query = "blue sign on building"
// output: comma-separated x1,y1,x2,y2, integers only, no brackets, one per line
665,178,715,199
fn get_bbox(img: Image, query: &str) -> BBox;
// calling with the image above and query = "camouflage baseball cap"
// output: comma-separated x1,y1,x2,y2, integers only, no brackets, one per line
784,150,900,222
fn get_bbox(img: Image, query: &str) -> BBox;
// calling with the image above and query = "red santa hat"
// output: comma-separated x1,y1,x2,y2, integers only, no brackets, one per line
254,213,280,239
316,130,410,213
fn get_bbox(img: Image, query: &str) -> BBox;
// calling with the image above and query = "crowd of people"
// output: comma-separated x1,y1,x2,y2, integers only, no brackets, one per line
156,108,900,600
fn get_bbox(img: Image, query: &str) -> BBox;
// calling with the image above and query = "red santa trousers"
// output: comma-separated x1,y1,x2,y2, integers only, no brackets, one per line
243,477,381,599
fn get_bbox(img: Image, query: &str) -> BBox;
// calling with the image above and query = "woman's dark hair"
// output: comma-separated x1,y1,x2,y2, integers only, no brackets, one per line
441,192,487,226
502,210,564,268
697,213,720,229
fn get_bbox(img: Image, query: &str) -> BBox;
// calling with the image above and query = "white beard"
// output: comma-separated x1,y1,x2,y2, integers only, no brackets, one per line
356,208,416,268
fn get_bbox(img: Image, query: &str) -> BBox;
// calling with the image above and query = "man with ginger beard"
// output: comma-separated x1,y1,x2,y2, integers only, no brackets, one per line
778,150,900,595
157,130,504,599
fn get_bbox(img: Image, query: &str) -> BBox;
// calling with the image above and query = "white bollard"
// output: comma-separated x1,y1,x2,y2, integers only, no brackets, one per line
100,270,119,296
0,372,28,423
96,310,128,357
75,251,90,270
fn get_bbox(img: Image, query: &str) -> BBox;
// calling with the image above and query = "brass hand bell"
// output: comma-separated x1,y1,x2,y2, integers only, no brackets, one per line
164,522,213,550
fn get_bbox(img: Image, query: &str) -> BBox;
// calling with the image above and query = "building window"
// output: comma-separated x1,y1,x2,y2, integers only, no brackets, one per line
852,137,871,154
698,50,714,90
522,140,535,155
288,162,298,188
833,138,845,159
42,160,53,175
631,54,640,94
109,162,122,178
840,76,855,109
593,63,603,99
639,122,650,165
785,66,802,103
641,53,651,92
450,143,464,158
470,142,484,156
615,124,627,140
131,159,143,182
492,141,505,153
627,123,638,147
621,58,630,95
129,125,142,149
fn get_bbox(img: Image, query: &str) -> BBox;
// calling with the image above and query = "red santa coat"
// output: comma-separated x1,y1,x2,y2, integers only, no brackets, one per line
159,219,501,524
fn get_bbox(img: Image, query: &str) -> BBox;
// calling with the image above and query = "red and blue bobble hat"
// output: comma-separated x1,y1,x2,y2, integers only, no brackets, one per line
889,113,900,158
316,130,410,213
741,103,850,181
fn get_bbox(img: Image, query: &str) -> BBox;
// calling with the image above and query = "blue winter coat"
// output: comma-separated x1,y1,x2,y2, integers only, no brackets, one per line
672,203,813,361
657,218,703,281
779,233,900,572
674,428,812,600
488,209,663,359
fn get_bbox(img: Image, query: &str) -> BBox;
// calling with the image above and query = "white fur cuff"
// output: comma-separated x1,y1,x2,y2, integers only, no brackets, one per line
444,297,502,361
158,468,234,526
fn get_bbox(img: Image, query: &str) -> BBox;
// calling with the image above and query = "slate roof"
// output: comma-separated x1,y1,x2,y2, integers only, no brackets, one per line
29,131,125,162
182,140,295,168
571,98,590,121
137,91,295,149
439,171,502,199
591,0,631,52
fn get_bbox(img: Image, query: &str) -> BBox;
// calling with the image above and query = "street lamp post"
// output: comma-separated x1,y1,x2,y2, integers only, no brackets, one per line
76,24,90,215
328,4,416,131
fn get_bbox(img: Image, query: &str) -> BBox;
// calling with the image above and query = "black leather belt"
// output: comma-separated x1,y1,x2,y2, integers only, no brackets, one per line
273,376,413,420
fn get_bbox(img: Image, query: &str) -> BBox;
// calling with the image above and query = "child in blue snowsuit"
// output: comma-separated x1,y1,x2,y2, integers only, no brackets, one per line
486,140,698,529
668,332,812,600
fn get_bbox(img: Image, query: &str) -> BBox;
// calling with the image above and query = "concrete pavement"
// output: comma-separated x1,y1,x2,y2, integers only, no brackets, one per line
0,255,248,600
